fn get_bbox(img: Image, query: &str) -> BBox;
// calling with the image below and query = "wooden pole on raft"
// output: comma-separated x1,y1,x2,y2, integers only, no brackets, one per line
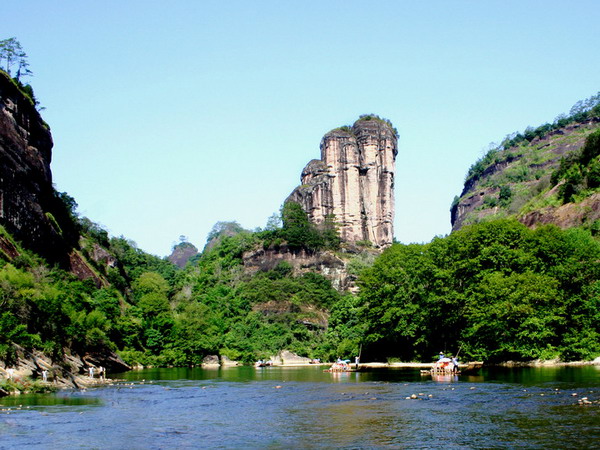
455,344,463,359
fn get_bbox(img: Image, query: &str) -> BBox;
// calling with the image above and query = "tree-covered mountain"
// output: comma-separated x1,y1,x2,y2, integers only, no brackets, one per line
452,93,600,233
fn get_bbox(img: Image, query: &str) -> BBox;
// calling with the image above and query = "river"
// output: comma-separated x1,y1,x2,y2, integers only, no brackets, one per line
1,365,598,448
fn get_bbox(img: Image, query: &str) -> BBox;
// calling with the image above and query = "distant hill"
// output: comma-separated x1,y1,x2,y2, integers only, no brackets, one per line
452,93,600,233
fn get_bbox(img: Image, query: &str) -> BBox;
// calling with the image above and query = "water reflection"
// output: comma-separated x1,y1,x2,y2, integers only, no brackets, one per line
0,393,101,409
1,366,598,448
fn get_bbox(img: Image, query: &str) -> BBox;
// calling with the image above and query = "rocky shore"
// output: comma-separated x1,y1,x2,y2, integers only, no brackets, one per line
0,344,130,395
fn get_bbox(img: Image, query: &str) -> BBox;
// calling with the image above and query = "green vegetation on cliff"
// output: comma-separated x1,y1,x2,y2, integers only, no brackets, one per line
552,128,600,203
465,92,600,186
258,201,341,253
454,92,600,230
329,114,399,139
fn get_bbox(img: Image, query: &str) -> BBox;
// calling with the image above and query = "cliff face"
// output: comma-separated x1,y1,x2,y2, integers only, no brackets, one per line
287,117,397,248
243,244,351,291
451,120,600,232
0,72,92,275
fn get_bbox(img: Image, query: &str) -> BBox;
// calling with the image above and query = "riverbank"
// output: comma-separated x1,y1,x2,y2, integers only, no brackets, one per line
194,357,600,370
0,374,119,396
0,344,130,393
358,358,600,369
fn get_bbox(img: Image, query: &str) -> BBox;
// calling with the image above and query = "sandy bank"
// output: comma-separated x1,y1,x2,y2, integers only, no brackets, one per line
357,359,600,369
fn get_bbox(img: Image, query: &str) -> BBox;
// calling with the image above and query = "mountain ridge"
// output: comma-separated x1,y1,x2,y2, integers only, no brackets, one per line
451,97,600,233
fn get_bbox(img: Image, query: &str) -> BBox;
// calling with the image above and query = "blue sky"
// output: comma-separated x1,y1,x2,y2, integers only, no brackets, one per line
3,1,599,256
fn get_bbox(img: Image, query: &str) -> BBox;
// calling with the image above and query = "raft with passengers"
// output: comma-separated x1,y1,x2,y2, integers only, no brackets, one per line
324,359,357,372
420,352,483,375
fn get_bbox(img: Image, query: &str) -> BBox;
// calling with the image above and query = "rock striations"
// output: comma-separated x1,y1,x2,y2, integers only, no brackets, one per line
287,116,397,248
0,72,102,282
0,72,68,261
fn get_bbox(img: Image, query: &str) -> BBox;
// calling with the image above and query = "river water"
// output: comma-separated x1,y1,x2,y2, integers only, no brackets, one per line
1,365,598,448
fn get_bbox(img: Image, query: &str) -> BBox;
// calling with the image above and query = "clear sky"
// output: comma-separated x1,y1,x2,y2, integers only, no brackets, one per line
3,1,599,256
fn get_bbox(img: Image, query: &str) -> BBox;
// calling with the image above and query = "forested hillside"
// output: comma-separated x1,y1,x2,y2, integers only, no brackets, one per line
4,210,599,368
1,203,364,368
452,93,600,232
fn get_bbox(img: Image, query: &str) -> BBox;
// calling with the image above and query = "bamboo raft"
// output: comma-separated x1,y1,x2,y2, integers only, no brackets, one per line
420,361,483,375
324,361,357,372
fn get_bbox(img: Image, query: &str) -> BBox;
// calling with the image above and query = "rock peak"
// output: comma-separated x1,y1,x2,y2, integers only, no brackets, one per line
287,115,397,247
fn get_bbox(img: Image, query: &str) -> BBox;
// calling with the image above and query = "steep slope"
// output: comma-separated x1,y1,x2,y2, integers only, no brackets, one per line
452,96,600,232
287,115,397,248
0,71,110,284
0,72,73,264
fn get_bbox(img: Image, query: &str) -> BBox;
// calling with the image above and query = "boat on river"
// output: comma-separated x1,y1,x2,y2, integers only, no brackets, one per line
324,360,356,372
420,361,483,375
254,360,273,368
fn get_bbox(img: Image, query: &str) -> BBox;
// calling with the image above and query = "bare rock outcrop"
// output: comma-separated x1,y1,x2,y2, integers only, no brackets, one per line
520,191,600,229
243,244,350,291
287,116,397,248
0,73,72,265
274,350,312,365
0,72,108,285
1,344,129,389
168,242,198,268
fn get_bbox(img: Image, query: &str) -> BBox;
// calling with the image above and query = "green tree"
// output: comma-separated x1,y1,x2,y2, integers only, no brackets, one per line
281,201,323,251
206,221,246,243
321,214,341,250
0,37,31,80
132,272,170,300
355,219,600,362
499,186,512,204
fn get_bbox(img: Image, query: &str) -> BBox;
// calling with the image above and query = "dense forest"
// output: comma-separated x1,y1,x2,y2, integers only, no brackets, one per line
0,203,354,367
2,209,599,367
359,219,600,362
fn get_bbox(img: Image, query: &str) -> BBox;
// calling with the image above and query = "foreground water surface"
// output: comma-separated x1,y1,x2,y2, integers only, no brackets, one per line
1,365,599,448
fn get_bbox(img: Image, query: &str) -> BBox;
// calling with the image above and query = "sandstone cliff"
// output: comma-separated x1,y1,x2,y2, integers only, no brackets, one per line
243,243,350,291
0,71,106,282
0,72,73,265
287,116,397,248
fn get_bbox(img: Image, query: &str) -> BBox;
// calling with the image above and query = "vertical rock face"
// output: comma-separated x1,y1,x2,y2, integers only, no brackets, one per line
0,72,78,267
287,116,397,247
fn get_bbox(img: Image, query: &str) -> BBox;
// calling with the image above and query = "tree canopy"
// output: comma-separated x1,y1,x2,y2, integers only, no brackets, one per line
357,219,600,362
0,37,31,80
